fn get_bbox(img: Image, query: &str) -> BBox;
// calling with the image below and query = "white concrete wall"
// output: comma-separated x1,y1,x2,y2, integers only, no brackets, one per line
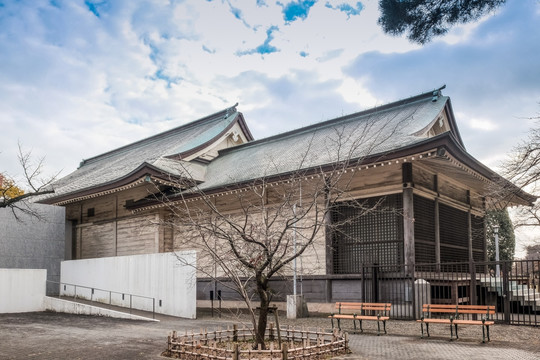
60,251,196,318
0,269,46,313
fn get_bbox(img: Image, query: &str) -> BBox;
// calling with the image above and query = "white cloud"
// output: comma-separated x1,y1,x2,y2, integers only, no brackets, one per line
463,116,499,131
0,0,539,187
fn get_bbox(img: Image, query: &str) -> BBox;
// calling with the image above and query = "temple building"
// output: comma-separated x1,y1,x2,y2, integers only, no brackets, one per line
39,87,534,303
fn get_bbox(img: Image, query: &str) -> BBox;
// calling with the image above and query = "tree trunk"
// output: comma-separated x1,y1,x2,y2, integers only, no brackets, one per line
255,275,269,349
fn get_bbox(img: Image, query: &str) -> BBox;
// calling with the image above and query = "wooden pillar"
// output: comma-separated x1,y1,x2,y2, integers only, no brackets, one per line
402,163,415,266
403,187,415,267
434,198,441,267
434,175,440,268
114,195,118,256
154,213,160,253
467,190,473,262
468,210,473,262
482,197,488,262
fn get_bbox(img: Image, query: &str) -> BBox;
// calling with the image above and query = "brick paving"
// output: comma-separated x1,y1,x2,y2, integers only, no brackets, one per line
0,311,539,360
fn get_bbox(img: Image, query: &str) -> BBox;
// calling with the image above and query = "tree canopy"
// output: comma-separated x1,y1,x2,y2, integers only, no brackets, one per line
378,0,507,44
0,174,25,201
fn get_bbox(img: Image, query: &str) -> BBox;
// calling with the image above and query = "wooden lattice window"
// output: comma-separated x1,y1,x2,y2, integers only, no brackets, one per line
439,203,469,262
331,194,403,274
414,195,436,264
471,214,486,262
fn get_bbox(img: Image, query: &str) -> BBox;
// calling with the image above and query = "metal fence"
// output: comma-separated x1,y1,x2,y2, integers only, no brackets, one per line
353,260,540,326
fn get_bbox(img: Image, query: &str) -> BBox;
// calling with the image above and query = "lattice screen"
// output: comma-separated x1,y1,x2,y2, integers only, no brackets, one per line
413,195,436,263
332,194,403,274
439,203,470,262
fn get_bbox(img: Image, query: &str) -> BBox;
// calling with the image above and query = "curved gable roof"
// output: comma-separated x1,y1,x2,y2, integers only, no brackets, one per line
197,88,454,191
39,104,253,204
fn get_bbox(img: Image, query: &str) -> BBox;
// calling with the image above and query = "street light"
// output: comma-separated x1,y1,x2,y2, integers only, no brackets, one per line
493,224,500,277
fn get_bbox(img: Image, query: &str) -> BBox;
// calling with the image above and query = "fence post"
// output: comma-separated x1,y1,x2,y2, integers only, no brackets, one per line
410,263,416,320
372,263,379,302
361,266,365,303
470,259,477,306
282,342,288,360
502,261,510,324
233,343,239,360
269,322,275,341
233,324,238,342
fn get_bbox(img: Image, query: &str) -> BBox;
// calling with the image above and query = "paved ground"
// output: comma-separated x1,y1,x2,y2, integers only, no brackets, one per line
1,310,539,360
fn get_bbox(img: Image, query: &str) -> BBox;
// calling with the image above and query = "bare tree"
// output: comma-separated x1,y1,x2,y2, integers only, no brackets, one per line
0,143,57,218
150,114,409,349
501,111,540,229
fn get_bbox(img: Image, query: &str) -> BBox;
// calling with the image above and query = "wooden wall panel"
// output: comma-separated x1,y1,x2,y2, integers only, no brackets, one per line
81,197,115,223
414,165,436,192
438,177,468,204
116,215,158,256
80,223,115,259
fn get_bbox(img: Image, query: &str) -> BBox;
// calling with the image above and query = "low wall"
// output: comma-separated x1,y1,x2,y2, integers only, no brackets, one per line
0,269,46,313
60,251,196,318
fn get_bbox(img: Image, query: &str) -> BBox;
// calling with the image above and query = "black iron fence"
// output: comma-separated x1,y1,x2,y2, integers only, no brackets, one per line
349,260,540,326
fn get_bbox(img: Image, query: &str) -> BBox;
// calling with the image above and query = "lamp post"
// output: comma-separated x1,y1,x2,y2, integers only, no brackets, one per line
493,225,500,277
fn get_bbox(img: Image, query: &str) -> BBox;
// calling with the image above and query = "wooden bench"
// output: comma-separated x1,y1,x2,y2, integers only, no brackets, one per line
328,302,391,335
417,304,495,342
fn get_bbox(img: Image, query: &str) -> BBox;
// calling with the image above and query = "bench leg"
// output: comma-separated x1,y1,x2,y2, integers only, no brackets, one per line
420,323,424,339
353,319,357,332
377,320,381,336
383,320,387,335
337,318,341,331
483,325,490,343
331,317,334,329
426,323,430,338
359,319,363,333
454,323,459,340
450,323,454,341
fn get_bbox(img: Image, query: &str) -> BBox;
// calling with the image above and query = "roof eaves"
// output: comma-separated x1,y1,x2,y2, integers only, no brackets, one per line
38,161,186,205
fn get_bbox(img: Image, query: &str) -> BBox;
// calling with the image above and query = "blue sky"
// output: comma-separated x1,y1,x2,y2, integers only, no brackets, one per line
1,0,540,251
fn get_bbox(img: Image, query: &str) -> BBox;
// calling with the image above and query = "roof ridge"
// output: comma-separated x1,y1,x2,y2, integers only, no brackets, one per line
79,104,239,167
218,86,447,155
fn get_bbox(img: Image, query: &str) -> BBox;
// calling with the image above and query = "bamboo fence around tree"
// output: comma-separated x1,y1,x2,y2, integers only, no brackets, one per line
165,324,349,360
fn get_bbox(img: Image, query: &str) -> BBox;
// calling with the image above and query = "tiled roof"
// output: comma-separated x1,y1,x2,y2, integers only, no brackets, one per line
198,92,451,191
40,105,244,202
41,87,467,204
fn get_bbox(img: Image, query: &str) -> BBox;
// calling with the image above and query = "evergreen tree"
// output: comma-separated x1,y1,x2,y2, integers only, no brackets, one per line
485,209,515,262
378,0,506,44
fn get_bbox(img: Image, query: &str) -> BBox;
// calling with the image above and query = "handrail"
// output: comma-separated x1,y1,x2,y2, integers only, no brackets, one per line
46,280,155,319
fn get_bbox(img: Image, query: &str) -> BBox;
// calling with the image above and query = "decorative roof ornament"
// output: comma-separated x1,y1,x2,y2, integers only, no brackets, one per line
224,102,239,119
432,84,446,102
